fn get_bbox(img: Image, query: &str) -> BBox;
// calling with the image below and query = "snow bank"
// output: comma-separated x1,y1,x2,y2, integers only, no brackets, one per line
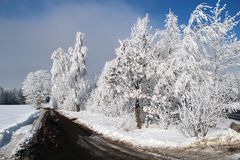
0,105,43,158
59,110,240,149
0,105,39,148
0,124,34,158
0,105,37,132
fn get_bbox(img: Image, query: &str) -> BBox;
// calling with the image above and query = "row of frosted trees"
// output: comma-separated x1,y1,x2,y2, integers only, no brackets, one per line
50,1,240,137
22,33,89,110
51,32,87,111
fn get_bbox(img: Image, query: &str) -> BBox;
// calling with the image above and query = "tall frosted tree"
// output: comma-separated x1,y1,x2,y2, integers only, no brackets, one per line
114,15,155,129
87,15,155,128
22,70,51,109
190,0,240,98
175,0,240,137
65,32,87,111
50,32,88,111
50,48,70,109
146,11,182,128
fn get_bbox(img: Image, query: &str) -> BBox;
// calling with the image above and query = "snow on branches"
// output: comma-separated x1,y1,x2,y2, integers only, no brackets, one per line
87,59,129,117
22,70,51,109
50,32,87,111
66,32,87,111
145,10,182,129
51,48,70,109
87,1,240,137
176,0,240,137
87,15,156,129
46,0,240,137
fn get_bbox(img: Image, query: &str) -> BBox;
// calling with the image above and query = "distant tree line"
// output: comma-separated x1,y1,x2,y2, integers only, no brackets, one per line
0,87,25,104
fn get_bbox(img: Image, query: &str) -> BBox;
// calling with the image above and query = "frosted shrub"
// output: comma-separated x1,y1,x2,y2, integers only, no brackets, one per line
177,82,219,137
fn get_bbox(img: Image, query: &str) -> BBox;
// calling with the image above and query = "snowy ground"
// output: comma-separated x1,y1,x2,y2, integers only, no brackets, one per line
0,105,40,158
0,105,37,132
59,110,240,150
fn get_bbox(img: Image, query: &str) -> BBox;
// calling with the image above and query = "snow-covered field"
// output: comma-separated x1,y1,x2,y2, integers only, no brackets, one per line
60,110,240,149
0,105,37,133
0,105,40,158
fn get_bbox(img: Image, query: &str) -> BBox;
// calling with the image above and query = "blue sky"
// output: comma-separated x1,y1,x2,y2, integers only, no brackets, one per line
1,0,239,26
0,0,239,88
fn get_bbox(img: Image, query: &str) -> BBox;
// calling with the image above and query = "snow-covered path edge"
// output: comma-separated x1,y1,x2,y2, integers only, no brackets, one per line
0,110,46,159
0,111,40,148
59,110,240,151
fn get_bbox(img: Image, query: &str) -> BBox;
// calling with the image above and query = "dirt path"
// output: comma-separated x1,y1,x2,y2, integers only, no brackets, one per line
16,110,173,160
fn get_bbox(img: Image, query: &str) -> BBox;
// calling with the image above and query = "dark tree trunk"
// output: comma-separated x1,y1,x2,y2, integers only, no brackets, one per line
76,104,80,112
135,98,142,129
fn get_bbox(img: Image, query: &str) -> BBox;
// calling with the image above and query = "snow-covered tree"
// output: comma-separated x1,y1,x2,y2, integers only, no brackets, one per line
177,80,216,137
65,32,87,111
145,11,182,128
50,32,88,111
113,15,155,129
153,10,181,59
144,1,240,137
218,73,239,104
175,0,240,137
87,59,129,116
83,76,98,107
22,70,51,109
87,15,155,129
186,0,240,92
50,48,70,109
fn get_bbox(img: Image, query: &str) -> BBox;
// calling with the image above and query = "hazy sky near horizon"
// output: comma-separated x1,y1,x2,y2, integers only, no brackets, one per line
0,0,239,88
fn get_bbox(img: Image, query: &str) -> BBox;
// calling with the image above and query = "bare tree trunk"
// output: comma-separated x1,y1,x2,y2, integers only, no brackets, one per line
76,104,80,112
135,98,142,129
